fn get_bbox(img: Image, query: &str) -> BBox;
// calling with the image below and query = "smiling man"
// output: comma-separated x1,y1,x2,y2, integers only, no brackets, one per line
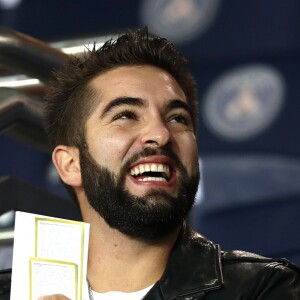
78,65,199,242
42,28,300,299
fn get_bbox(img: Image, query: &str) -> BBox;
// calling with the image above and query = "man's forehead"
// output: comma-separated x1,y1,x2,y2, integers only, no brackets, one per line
88,65,187,108
90,65,183,88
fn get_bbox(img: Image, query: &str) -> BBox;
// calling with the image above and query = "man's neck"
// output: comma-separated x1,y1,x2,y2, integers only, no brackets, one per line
84,208,180,293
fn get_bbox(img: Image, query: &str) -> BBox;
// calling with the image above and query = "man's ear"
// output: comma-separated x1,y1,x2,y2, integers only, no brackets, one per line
52,145,82,187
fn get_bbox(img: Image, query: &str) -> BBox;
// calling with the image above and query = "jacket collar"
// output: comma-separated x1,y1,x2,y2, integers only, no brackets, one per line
153,223,223,299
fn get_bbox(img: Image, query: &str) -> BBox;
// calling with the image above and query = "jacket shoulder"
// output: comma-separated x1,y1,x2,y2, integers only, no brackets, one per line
216,249,300,299
221,249,300,272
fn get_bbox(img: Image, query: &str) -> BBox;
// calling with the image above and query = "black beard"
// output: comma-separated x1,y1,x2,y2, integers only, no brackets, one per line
79,146,200,240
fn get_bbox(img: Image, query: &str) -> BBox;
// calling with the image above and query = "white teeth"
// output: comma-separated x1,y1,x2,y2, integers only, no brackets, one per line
134,167,139,175
150,164,158,172
130,163,171,180
138,177,167,182
157,164,164,172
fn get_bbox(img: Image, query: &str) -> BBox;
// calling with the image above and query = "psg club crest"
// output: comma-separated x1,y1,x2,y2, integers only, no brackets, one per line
203,64,285,141
139,0,221,44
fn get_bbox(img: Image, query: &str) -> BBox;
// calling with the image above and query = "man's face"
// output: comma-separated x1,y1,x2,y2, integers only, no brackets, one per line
80,65,200,239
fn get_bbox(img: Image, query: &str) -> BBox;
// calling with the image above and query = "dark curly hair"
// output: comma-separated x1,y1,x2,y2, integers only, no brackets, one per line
44,27,198,148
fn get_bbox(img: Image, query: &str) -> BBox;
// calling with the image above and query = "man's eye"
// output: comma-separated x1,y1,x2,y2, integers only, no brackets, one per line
170,114,190,125
113,110,136,121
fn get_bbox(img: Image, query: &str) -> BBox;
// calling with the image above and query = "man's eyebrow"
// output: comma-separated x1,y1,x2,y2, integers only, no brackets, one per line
101,97,146,117
166,99,192,115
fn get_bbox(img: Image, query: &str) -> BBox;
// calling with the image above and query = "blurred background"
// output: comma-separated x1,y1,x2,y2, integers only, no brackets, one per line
0,0,299,270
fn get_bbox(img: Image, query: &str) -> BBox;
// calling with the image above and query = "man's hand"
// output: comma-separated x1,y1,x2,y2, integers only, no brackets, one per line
37,295,70,300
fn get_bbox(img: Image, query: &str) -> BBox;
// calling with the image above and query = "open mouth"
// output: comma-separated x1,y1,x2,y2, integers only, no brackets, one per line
129,163,171,182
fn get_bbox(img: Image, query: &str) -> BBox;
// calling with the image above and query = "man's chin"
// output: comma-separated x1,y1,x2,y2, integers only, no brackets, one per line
79,145,199,240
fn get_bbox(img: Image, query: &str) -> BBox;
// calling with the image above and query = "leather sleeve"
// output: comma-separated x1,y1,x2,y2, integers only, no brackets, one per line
205,259,300,300
252,262,300,299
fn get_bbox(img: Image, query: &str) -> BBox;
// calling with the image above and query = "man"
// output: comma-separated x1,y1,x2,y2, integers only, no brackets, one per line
42,28,300,299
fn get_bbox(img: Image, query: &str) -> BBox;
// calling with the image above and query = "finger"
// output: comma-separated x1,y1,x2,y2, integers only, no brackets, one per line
36,295,70,300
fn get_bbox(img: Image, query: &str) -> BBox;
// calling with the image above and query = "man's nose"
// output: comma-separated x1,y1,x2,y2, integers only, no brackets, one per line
140,118,171,148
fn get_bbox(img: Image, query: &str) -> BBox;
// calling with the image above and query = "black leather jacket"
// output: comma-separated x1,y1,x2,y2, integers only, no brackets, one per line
144,224,300,300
